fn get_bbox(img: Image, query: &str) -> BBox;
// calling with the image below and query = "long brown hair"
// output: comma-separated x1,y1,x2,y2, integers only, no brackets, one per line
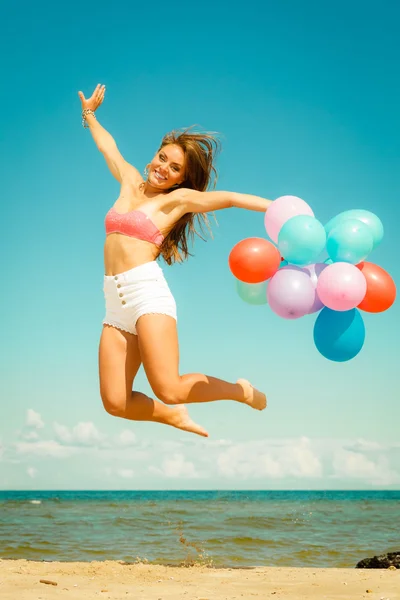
158,127,221,265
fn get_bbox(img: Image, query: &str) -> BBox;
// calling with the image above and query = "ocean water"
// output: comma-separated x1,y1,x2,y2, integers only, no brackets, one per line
0,491,399,568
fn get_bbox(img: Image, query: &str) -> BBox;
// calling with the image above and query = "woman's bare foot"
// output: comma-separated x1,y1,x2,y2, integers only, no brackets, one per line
170,405,209,437
236,379,267,411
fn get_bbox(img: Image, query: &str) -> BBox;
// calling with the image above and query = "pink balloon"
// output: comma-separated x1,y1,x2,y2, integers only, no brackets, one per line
267,267,316,319
264,195,314,244
317,263,367,311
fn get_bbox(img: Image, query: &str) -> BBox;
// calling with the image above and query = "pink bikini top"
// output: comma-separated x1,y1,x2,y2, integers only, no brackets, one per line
105,207,164,247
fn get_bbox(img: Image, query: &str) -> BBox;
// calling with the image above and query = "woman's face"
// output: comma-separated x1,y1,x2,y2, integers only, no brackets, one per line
147,143,186,190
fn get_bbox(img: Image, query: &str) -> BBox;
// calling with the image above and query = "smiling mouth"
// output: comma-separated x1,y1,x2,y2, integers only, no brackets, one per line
154,169,167,182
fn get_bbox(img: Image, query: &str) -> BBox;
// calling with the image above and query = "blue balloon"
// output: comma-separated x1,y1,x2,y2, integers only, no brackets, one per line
326,219,373,263
313,307,365,362
235,279,268,305
325,209,384,250
278,215,327,266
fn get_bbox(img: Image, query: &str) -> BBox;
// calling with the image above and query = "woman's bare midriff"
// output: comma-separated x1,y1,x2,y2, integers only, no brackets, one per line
104,233,160,276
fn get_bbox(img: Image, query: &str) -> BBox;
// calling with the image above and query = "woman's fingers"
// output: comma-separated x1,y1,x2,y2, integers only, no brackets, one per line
78,84,106,110
96,84,106,99
96,85,106,107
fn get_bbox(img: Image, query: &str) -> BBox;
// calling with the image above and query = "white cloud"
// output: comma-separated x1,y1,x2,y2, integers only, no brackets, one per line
53,421,104,447
26,409,44,429
15,440,77,459
345,439,384,453
23,431,39,441
345,439,400,453
333,450,377,478
207,439,233,448
153,440,184,452
149,453,201,479
288,437,323,478
53,423,71,444
7,411,400,488
332,450,399,486
217,437,323,480
116,430,136,447
117,468,135,479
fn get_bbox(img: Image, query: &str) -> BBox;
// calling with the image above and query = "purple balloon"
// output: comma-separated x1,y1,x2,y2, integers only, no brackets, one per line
301,263,328,314
267,267,315,319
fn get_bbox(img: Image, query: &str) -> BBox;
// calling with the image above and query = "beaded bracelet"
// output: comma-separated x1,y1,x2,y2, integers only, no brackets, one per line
82,108,96,128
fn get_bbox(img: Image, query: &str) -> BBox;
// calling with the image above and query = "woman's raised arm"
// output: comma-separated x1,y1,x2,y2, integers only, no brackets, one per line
171,189,273,215
78,84,140,183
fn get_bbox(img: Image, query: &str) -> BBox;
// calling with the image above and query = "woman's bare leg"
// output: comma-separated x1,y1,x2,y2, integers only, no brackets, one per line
99,325,208,437
136,315,267,409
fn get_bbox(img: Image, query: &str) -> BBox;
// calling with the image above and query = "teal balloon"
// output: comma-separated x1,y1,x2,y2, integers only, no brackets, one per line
326,219,373,264
314,308,365,362
235,279,268,305
279,259,288,268
278,215,327,266
324,258,333,265
325,209,384,250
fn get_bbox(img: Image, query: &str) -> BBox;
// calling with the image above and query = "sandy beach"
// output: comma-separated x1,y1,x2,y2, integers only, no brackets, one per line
0,560,398,600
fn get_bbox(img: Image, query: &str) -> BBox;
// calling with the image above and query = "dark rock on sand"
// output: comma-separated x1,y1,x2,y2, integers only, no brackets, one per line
356,552,400,569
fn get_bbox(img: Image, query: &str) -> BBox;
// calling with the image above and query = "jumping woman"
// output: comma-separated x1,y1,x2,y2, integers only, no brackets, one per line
78,83,272,438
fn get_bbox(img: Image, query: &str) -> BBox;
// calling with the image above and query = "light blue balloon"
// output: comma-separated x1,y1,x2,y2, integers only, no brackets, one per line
235,279,268,305
278,215,327,266
325,209,384,250
326,219,374,264
313,307,365,362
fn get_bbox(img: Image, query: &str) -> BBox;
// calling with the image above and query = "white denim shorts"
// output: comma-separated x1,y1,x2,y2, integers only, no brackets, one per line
102,261,177,335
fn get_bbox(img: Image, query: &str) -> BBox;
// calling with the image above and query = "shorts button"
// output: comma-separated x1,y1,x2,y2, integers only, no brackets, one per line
114,276,118,281
117,284,121,288
121,300,126,305
119,293,123,298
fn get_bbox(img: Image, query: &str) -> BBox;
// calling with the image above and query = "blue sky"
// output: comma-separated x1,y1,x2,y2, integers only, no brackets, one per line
1,0,399,490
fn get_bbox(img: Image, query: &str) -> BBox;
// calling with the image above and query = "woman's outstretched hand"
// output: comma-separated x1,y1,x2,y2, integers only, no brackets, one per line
78,84,106,112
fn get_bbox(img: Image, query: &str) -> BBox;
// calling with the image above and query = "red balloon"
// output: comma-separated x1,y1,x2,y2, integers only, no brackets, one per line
356,261,396,313
229,237,281,283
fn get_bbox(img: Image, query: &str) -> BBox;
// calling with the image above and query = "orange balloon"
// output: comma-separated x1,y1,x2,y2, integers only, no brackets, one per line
356,261,396,313
229,237,281,283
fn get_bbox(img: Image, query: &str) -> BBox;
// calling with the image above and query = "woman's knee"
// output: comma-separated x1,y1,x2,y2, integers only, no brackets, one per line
153,381,183,405
100,389,127,417
99,324,141,417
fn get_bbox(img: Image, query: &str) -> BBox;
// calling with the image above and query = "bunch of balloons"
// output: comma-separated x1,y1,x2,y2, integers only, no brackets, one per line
228,195,396,362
